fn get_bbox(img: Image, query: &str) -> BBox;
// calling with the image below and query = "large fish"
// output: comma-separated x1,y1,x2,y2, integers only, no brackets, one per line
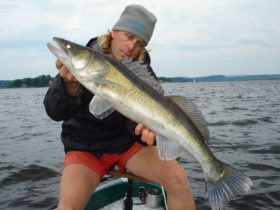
47,37,253,210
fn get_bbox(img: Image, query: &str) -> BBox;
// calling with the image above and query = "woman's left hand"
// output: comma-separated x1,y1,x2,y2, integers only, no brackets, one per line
135,123,156,145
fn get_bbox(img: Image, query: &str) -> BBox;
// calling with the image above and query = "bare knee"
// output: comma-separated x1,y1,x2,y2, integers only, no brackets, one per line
160,164,189,193
160,164,196,210
57,202,77,210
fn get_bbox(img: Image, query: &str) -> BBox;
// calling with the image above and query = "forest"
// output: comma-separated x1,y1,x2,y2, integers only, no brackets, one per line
5,75,52,88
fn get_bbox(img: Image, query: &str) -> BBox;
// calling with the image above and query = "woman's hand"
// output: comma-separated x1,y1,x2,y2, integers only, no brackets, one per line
56,59,80,95
135,123,156,145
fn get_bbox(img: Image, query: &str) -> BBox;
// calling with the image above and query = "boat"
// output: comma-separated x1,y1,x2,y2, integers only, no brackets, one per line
84,169,167,210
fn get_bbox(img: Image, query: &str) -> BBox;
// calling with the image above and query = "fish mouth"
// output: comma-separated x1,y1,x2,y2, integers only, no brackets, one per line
48,37,94,71
47,37,69,60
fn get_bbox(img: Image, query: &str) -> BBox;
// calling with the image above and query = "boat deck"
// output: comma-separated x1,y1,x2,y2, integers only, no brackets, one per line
85,178,167,210
100,197,165,210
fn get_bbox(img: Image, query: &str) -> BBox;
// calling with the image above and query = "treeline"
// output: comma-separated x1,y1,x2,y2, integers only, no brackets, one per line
0,80,11,88
158,77,172,82
8,75,53,88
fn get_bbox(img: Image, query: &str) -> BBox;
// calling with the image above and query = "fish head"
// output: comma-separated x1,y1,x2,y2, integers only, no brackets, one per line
47,37,92,71
47,37,110,80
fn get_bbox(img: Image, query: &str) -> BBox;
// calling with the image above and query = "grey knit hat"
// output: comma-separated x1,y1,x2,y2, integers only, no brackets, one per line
113,4,157,44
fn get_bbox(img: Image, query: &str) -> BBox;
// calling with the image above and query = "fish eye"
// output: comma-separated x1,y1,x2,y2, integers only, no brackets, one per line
66,44,71,49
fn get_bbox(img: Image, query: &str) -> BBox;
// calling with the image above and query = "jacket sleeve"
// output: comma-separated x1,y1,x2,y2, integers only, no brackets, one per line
43,74,91,121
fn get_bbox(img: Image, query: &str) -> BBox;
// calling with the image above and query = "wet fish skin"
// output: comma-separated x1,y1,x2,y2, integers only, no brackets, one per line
47,37,253,210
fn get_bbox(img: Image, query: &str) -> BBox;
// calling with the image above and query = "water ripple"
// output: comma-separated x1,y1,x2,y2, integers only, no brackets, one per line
1,82,279,209
0,164,60,187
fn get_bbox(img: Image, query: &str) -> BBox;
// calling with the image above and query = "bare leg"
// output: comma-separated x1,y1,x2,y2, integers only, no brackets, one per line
125,146,196,210
57,164,100,210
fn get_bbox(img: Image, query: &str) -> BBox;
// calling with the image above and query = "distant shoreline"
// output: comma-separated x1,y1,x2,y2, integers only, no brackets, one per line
158,74,280,83
1,74,280,88
0,75,52,88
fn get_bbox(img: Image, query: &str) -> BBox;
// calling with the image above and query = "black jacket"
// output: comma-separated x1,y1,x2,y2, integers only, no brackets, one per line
43,37,157,156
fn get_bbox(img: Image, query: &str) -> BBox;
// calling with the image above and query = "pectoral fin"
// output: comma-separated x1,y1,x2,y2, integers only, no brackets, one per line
89,95,115,119
156,135,184,160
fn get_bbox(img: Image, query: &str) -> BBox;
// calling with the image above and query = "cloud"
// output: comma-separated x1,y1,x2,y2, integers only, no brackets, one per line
0,0,279,79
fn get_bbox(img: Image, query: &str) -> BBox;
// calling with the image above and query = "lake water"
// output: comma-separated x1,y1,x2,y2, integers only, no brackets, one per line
0,80,279,210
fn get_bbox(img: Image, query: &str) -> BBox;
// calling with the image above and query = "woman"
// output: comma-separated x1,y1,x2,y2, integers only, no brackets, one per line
44,4,195,210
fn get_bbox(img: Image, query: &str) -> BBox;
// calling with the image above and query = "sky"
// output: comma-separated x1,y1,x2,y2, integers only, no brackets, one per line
0,0,279,80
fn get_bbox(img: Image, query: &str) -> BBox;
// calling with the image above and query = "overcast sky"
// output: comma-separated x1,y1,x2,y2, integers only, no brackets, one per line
0,0,279,80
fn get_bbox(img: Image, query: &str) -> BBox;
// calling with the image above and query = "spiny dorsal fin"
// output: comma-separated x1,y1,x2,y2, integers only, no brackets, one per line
168,95,210,141
121,57,164,95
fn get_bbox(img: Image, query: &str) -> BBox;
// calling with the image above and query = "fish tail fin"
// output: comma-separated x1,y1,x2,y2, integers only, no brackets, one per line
205,163,253,210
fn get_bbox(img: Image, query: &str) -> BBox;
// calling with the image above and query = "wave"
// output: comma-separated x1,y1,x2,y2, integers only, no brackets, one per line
231,119,258,126
0,164,60,187
224,107,248,111
246,163,280,172
195,190,280,210
257,116,275,123
249,145,280,154
208,120,229,126
208,119,258,127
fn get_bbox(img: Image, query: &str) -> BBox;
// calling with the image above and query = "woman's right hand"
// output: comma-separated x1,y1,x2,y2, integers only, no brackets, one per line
56,59,77,82
55,59,81,95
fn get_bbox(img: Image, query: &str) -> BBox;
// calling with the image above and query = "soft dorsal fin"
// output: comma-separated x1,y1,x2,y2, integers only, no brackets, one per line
168,95,210,141
156,134,185,160
121,57,164,95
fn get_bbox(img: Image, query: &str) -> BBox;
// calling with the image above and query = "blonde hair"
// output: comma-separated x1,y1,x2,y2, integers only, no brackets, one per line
97,31,148,63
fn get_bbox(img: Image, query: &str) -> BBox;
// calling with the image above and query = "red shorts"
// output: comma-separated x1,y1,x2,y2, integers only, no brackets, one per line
64,142,143,178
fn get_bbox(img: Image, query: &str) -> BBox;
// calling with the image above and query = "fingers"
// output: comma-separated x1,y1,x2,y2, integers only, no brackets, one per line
56,59,63,69
142,128,156,145
135,123,144,135
135,123,156,146
60,66,77,82
55,59,77,82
